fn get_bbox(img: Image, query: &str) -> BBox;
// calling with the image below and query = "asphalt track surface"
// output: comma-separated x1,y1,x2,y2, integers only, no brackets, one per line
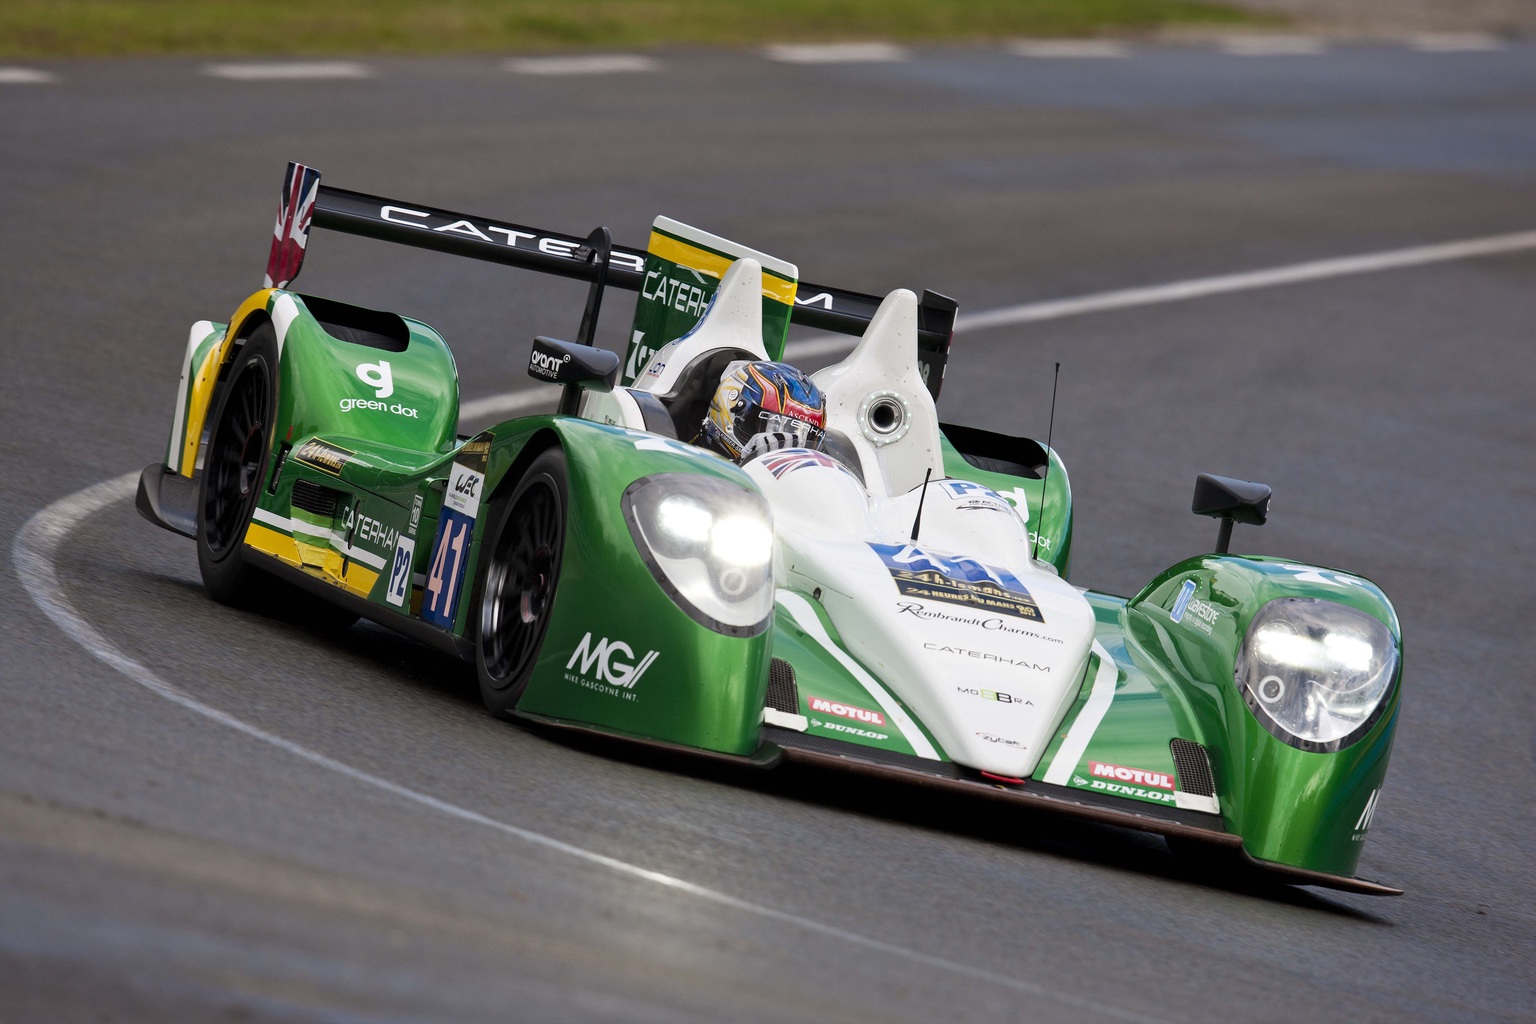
3,42,1534,1023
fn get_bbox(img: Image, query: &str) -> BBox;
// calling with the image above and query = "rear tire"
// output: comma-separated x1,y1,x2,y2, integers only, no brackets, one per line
476,447,568,717
195,322,356,630
197,324,279,605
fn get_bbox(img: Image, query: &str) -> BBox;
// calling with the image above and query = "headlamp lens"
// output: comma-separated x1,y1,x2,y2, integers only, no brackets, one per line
1236,598,1398,751
624,474,775,635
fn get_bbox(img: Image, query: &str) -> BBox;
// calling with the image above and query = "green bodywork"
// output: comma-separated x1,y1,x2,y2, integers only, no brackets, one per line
169,279,1401,884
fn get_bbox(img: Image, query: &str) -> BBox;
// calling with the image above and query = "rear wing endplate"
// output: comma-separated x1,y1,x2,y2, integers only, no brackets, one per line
267,162,959,399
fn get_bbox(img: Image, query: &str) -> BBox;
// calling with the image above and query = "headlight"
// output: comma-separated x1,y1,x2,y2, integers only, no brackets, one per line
623,473,775,636
1235,598,1398,752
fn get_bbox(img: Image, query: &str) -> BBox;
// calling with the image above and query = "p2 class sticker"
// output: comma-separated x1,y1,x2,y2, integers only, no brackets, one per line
421,432,492,629
385,536,416,608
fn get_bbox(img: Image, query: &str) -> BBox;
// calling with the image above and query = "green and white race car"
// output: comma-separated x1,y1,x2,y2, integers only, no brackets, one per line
138,163,1404,895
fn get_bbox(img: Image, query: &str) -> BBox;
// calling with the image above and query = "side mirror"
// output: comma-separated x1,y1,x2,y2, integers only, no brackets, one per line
1192,473,1271,554
528,336,620,416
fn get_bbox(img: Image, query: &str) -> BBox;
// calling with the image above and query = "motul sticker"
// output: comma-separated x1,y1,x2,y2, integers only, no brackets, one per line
807,696,885,726
1089,761,1175,790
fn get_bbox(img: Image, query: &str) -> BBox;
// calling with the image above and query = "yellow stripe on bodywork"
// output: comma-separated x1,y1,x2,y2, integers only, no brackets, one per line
245,520,300,565
179,289,276,477
646,232,798,307
244,521,380,598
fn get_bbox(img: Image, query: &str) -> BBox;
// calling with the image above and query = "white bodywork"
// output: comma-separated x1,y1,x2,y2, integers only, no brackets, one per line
602,257,1099,776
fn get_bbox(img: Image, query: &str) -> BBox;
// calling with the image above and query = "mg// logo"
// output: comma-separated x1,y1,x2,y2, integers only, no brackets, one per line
356,360,393,398
1355,788,1381,836
565,633,659,694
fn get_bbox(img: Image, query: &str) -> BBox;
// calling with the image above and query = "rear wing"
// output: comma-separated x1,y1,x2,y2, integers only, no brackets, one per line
266,162,959,399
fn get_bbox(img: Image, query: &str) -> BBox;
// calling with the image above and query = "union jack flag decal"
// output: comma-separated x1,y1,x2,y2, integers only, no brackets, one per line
759,449,846,479
264,162,322,289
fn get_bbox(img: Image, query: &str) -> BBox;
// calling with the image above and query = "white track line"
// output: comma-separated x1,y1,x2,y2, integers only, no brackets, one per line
1407,33,1503,52
0,67,58,84
204,62,373,81
505,54,658,75
764,42,907,64
1218,36,1326,56
458,228,1536,422
954,229,1536,332
11,474,1158,1024
1009,40,1129,59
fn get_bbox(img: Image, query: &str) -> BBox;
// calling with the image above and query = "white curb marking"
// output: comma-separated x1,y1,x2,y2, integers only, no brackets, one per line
11,474,1158,1024
1009,40,1129,59
1407,33,1503,52
0,67,58,84
506,54,658,75
1218,36,1325,56
764,43,907,64
204,62,374,81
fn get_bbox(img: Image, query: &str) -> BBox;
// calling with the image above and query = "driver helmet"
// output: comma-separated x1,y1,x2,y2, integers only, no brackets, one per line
699,360,826,463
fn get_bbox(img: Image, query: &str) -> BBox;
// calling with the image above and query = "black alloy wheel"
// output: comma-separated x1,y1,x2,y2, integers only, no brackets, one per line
197,323,278,604
477,447,568,715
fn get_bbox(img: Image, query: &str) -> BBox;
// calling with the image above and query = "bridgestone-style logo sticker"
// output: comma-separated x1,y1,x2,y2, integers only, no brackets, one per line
869,542,1044,622
293,438,355,476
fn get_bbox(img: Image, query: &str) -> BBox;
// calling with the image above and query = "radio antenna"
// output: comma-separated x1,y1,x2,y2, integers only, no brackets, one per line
910,466,934,542
1031,362,1061,564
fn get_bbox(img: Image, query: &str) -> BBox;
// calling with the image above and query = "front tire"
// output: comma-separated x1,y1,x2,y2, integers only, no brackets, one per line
476,447,568,717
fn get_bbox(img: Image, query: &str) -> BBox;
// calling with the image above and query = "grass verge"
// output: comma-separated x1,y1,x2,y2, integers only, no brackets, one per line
1,0,1269,59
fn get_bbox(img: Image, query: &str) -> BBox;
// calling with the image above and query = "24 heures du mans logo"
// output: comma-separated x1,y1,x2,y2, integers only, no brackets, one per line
564,633,659,701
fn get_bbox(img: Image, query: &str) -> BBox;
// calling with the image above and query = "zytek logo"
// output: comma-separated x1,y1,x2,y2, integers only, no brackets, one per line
529,349,571,377
356,360,393,399
808,696,886,726
566,633,658,689
1089,761,1174,791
